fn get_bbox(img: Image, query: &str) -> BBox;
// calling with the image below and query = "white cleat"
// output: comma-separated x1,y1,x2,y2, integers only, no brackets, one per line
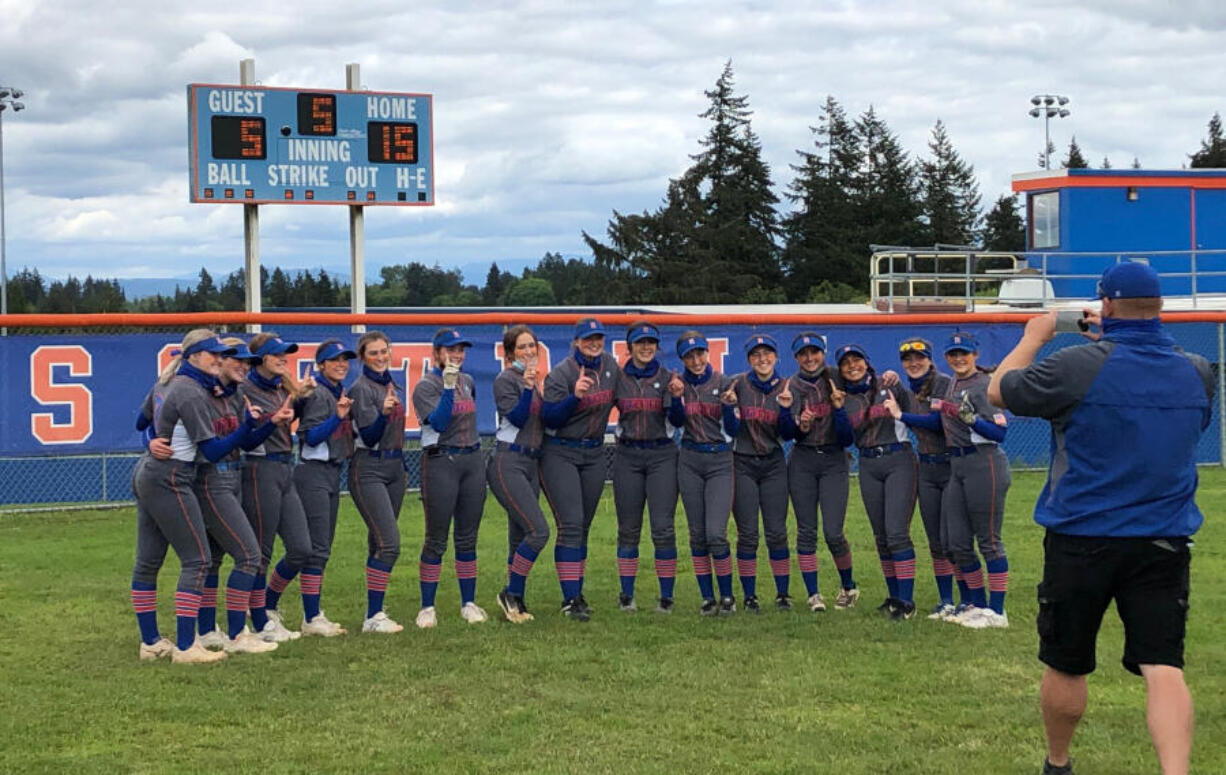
415,606,438,629
961,608,1009,629
197,628,228,650
460,602,488,624
947,604,978,624
226,629,279,654
833,587,860,610
807,593,827,612
928,603,956,621
302,611,347,637
139,637,174,661
172,641,228,664
363,610,405,633
259,609,302,642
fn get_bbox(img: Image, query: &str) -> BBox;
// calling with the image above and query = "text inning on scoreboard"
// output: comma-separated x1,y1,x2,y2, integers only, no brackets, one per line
187,84,434,206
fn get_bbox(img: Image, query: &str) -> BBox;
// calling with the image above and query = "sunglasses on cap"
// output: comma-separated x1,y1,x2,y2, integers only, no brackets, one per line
899,341,930,354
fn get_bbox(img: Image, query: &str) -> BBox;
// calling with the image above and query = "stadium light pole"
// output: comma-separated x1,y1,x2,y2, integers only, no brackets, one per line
0,85,27,333
1029,94,1070,170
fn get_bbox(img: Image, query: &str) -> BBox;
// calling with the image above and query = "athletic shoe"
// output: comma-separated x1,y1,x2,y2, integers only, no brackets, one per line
700,598,719,616
362,611,405,633
225,629,279,654
1042,756,1073,774
833,587,860,610
302,612,347,637
889,600,917,621
962,608,1009,629
618,594,637,612
259,609,302,642
561,597,590,622
515,596,534,622
415,607,438,629
743,595,761,614
807,593,827,612
197,628,227,650
654,597,674,614
460,602,488,623
718,596,737,615
928,603,956,621
875,597,898,614
172,641,228,664
139,637,174,661
775,593,793,611
947,603,978,624
497,589,527,623
577,594,593,613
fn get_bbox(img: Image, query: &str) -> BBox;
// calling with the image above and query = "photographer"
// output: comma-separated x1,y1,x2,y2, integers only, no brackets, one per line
987,261,1212,775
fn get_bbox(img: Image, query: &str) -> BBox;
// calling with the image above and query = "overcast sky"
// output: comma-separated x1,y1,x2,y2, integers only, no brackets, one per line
2,0,1225,284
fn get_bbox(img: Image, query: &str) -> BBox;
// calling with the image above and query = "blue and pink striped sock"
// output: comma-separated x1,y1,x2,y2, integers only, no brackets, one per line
131,581,160,645
507,543,538,598
300,567,323,621
249,575,268,631
365,556,392,618
987,557,1009,615
713,551,733,598
960,561,987,608
879,553,899,599
932,556,955,605
655,547,677,600
174,588,202,651
225,570,255,638
834,551,856,590
692,551,714,599
197,573,218,634
456,551,478,605
892,548,916,603
555,546,583,600
265,559,300,611
953,564,970,605
798,550,819,596
769,548,790,596
419,554,442,608
616,546,639,599
736,552,757,598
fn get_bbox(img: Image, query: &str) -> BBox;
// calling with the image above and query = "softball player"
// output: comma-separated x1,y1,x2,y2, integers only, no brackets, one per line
785,332,858,612
540,317,618,621
348,330,408,633
887,338,959,617
672,331,739,615
836,343,920,621
731,334,797,613
612,321,680,613
292,339,357,637
936,332,1011,629
237,333,310,643
488,325,548,624
411,328,488,628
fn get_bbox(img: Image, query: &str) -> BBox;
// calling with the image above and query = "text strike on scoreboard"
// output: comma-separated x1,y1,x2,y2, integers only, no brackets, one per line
187,84,434,206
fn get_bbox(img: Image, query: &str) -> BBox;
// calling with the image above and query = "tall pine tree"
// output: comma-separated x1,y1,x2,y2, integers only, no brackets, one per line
1190,112,1226,167
919,119,982,246
1062,136,1089,169
982,194,1026,251
855,106,925,270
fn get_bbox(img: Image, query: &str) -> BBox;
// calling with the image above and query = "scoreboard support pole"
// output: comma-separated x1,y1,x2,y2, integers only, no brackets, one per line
240,58,262,334
346,63,367,334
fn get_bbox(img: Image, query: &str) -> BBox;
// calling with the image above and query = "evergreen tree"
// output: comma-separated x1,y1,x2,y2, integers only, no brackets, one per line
219,270,245,310
481,262,514,305
266,268,292,308
1132,156,1142,169
1062,136,1089,169
982,194,1026,252
1190,112,1226,167
10,268,45,311
195,268,218,310
919,119,982,246
1101,156,1112,169
855,106,925,260
1037,139,1056,169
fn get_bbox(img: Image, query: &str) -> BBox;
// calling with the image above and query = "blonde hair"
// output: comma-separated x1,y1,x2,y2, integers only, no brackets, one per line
159,328,216,385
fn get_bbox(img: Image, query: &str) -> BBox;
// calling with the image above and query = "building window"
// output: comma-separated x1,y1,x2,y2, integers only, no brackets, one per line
1031,191,1059,249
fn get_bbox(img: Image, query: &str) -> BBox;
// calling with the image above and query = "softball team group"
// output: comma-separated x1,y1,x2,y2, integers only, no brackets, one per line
130,319,1011,664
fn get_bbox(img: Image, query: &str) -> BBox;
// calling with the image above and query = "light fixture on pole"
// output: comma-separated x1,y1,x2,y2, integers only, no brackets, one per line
0,85,27,331
1028,94,1070,170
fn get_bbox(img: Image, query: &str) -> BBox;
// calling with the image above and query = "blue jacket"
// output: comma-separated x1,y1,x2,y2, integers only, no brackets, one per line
1000,318,1213,537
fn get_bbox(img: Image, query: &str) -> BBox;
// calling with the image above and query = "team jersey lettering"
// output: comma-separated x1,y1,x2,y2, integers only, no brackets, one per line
578,389,613,411
742,406,778,423
212,414,239,435
618,397,663,412
868,404,892,420
686,402,721,418
452,399,477,415
334,418,353,439
804,403,831,418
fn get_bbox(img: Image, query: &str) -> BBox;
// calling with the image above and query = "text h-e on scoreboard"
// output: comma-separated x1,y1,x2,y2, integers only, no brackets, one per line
187,84,433,205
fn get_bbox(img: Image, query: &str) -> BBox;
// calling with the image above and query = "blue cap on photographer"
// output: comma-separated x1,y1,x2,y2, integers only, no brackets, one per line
1096,261,1162,300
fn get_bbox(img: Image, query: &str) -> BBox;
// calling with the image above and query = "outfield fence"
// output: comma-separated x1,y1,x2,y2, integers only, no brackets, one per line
1,310,1222,511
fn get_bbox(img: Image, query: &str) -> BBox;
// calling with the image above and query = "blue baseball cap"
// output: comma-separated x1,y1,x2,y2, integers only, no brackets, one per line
744,334,778,355
574,318,606,340
182,336,237,358
433,329,473,348
791,332,826,356
627,323,661,344
225,342,260,362
315,341,357,363
677,334,708,359
834,343,869,365
253,337,300,357
1096,261,1161,299
943,332,978,355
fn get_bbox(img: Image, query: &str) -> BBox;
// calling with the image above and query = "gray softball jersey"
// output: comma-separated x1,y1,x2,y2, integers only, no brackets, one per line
297,381,355,463
731,373,787,456
843,383,914,449
904,372,953,456
614,366,676,441
492,369,544,449
154,376,225,463
237,378,295,455
412,371,479,448
349,373,407,451
938,371,1002,449
679,371,734,445
789,367,843,447
543,353,618,440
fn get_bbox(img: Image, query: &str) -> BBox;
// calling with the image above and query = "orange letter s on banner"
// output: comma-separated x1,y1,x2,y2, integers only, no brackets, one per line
30,345,94,445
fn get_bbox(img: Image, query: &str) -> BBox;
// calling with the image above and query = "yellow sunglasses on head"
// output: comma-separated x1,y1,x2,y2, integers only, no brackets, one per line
899,340,930,354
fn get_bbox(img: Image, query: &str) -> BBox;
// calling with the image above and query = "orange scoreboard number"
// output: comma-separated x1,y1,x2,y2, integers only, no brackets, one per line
297,93,336,136
367,121,418,164
210,116,266,159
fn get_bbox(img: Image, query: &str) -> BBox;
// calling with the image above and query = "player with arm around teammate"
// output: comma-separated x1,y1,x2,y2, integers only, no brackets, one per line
488,325,549,624
292,339,357,637
410,328,488,628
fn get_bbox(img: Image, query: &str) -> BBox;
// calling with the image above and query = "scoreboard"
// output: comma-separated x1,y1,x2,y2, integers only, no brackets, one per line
187,84,434,206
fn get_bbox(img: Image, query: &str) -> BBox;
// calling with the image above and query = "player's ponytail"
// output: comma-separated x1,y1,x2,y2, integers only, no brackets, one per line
159,328,216,385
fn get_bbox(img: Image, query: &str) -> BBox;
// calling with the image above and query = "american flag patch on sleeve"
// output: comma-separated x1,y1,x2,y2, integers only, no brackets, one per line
992,413,1007,426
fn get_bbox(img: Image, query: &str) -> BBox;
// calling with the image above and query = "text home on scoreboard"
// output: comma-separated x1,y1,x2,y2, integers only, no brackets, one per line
187,84,434,206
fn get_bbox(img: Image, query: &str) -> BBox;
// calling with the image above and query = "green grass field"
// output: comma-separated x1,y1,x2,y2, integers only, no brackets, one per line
2,469,1223,774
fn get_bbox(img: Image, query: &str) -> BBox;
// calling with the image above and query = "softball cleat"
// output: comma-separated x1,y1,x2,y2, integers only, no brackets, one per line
460,602,488,623
172,641,229,664
362,611,405,633
139,637,174,661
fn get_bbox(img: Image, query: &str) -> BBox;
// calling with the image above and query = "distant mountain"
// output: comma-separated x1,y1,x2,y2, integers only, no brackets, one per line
118,277,198,299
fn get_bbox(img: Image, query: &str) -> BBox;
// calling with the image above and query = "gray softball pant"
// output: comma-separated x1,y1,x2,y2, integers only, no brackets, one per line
348,453,406,566
293,460,344,569
732,449,789,553
787,445,851,557
420,449,487,559
677,448,733,556
917,459,952,561
942,446,1010,566
242,458,312,573
857,448,917,556
132,458,211,592
612,443,678,551
487,447,551,554
540,442,606,550
196,464,261,577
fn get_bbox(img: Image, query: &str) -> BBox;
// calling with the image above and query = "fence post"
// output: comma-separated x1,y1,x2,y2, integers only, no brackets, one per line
101,451,109,503
1219,324,1225,467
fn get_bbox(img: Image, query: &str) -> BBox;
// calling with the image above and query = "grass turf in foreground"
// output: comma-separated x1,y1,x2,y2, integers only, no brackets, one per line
1,469,1223,774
